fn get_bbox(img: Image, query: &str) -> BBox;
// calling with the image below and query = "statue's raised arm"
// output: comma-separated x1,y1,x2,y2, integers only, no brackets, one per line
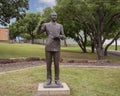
37,21,46,35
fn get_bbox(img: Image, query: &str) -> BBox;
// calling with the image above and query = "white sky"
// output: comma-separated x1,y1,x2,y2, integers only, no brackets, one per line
38,0,56,4
36,0,56,12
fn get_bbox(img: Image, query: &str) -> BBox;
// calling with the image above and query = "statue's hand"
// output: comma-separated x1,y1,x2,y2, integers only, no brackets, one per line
59,35,66,40
54,35,66,40
54,36,60,40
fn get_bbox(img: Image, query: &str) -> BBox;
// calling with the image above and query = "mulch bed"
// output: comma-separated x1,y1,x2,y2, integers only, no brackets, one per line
0,57,111,64
0,57,120,72
0,57,45,64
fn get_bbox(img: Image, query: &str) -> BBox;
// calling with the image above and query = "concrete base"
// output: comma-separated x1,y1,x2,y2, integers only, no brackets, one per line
38,82,70,96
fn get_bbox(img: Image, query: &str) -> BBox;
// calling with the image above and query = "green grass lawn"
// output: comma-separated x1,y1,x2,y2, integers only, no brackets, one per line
0,43,45,58
0,43,120,96
0,43,120,62
108,45,120,50
0,66,120,96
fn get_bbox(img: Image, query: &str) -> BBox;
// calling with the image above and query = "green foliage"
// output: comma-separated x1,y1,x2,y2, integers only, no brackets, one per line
55,0,89,52
9,13,41,43
86,40,91,47
0,0,29,26
9,20,26,39
55,0,120,59
42,7,53,22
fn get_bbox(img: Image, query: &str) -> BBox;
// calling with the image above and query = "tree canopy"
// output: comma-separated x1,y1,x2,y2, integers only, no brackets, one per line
55,0,120,59
9,13,41,43
0,0,29,26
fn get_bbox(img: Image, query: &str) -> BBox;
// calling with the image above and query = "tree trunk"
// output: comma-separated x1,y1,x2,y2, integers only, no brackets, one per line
96,45,104,60
84,29,87,52
74,30,88,53
104,45,109,56
30,33,35,44
104,39,117,56
77,41,87,53
96,8,105,60
95,35,104,59
91,42,95,53
31,36,34,44
83,47,87,53
115,39,117,50
91,40,95,53
31,38,34,44
104,32,120,56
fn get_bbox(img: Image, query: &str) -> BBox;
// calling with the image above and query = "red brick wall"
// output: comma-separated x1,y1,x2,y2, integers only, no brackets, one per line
0,28,9,41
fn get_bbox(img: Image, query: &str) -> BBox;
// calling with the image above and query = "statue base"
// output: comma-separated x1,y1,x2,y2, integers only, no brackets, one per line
38,82,70,96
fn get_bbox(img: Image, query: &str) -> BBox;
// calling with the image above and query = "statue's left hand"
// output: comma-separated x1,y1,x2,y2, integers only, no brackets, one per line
54,35,66,40
59,35,66,40
54,36,60,40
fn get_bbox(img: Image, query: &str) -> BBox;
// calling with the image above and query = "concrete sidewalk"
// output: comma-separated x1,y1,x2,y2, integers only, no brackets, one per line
108,50,120,56
0,65,120,75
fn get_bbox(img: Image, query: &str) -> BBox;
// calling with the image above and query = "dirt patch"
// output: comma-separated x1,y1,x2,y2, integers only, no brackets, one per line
0,57,120,73
0,61,45,72
62,58,111,64
0,57,45,64
0,57,111,64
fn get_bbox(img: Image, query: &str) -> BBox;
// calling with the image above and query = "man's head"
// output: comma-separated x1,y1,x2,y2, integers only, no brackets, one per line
50,11,57,22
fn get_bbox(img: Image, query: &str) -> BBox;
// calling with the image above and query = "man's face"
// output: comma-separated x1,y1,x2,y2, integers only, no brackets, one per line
51,13,57,22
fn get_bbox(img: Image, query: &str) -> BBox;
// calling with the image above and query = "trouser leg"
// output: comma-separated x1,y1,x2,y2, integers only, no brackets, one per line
53,52,60,81
46,51,52,80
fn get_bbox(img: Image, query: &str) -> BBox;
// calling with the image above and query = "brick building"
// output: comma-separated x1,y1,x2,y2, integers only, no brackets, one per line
0,28,9,41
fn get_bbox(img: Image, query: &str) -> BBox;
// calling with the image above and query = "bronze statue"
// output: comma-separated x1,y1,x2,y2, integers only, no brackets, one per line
37,12,66,86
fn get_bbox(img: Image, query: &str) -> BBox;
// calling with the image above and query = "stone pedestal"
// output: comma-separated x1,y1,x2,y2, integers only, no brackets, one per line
38,82,70,96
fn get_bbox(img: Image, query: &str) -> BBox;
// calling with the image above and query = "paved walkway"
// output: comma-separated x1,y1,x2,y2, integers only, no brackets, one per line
0,63,120,75
63,65,120,68
0,64,120,75
108,50,120,56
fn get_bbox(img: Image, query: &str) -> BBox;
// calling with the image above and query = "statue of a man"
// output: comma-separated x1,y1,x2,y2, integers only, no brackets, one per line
37,12,66,85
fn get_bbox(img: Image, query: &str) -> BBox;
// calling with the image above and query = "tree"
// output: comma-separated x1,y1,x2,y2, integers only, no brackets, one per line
9,21,24,40
55,0,120,59
83,0,120,59
23,13,41,43
0,0,29,26
55,0,89,53
9,13,41,43
42,7,53,22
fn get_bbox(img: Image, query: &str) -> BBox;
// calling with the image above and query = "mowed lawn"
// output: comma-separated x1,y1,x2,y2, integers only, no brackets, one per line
108,45,120,50
0,67,120,96
0,43,120,62
0,43,120,96
0,43,45,58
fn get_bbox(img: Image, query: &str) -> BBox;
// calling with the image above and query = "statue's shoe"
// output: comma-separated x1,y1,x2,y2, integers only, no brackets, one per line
55,80,61,85
46,79,52,85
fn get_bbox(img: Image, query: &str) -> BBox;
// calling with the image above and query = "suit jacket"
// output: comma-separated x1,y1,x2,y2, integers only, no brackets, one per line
37,21,66,51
